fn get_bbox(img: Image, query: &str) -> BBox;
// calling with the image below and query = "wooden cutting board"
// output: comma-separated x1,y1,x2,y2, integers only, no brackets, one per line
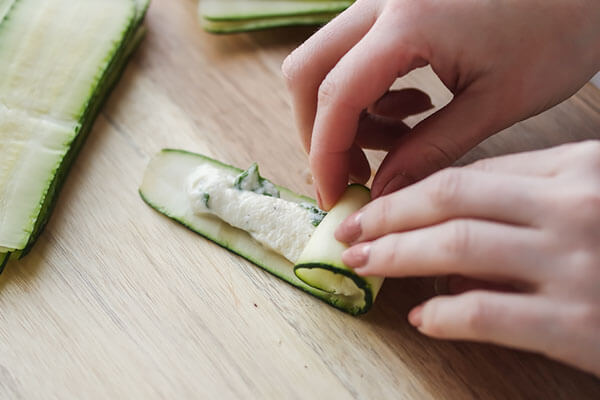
1,0,599,398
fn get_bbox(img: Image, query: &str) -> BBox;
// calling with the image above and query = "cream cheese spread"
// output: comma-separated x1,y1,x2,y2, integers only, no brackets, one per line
186,164,320,263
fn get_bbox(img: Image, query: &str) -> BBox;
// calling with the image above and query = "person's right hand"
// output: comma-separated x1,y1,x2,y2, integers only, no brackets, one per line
282,0,600,210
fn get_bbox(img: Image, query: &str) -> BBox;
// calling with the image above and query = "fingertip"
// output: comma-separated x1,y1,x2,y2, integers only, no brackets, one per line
318,190,335,211
309,151,350,211
315,179,347,211
315,189,324,209
408,304,424,328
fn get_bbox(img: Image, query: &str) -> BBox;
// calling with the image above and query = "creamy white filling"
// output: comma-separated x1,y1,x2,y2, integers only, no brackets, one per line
187,164,317,263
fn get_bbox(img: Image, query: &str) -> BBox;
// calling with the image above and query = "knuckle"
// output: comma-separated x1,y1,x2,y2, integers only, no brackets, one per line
578,140,600,158
567,249,596,273
428,168,463,209
317,77,342,108
571,304,600,332
384,0,431,20
564,249,600,289
578,190,600,212
380,234,404,268
568,140,600,168
463,292,492,335
468,158,497,173
441,220,473,257
370,195,394,232
422,301,446,337
565,188,600,221
383,0,407,17
421,141,461,173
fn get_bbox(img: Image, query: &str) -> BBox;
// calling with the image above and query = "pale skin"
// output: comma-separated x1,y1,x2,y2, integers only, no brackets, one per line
282,0,600,377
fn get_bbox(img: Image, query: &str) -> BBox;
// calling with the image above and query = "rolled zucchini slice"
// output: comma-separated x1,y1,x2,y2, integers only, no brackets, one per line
295,185,384,313
139,149,383,315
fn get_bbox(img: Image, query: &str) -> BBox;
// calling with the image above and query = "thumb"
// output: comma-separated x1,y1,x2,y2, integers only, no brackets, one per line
372,88,503,197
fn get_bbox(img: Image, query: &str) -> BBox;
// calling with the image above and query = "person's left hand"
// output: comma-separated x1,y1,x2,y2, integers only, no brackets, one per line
335,141,600,377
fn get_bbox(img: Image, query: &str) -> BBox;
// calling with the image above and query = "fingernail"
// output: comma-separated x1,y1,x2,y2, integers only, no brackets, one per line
335,212,362,243
316,189,323,209
316,189,335,211
342,243,371,269
380,174,411,197
408,304,423,328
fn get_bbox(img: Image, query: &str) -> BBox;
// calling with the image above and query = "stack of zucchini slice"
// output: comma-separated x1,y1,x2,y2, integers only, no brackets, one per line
0,0,150,273
199,0,353,33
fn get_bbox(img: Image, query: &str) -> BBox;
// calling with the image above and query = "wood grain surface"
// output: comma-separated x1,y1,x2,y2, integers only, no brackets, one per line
1,0,599,398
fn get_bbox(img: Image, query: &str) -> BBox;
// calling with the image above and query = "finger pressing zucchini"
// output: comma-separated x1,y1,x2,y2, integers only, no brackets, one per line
139,149,383,315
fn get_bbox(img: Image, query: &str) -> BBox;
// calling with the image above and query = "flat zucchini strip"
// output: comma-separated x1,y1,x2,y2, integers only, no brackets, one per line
0,0,149,266
198,0,351,33
200,1,351,21
203,13,339,34
140,149,381,315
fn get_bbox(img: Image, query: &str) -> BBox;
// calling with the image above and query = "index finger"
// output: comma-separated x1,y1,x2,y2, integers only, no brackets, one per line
282,0,378,152
310,14,427,208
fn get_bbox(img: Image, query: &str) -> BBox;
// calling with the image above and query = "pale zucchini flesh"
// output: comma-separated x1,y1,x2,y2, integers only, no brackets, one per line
0,0,15,22
140,149,382,315
0,0,150,267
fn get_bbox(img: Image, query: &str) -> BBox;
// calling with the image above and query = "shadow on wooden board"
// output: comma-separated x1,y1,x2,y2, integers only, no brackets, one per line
243,25,322,47
361,278,600,399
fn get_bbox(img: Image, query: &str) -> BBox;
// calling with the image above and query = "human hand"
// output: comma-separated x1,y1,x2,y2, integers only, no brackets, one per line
335,141,600,377
282,0,600,210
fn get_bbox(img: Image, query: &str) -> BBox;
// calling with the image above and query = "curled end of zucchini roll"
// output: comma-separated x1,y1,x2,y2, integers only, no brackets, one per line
295,185,384,315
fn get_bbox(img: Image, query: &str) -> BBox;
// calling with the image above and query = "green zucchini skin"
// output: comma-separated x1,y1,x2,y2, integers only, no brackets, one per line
139,149,379,315
0,0,150,270
293,262,374,313
18,5,149,259
200,1,351,21
198,0,353,33
295,185,384,314
203,14,339,34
